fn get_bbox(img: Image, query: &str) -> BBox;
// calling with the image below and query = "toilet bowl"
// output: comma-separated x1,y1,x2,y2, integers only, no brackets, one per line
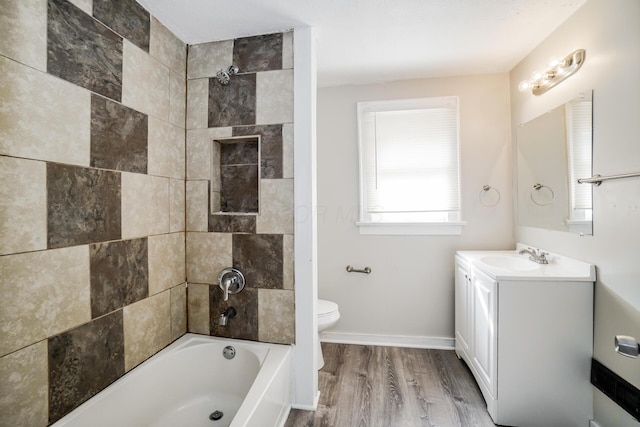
317,299,340,370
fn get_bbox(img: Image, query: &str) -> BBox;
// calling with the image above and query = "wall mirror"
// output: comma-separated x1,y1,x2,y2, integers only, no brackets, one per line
517,92,593,235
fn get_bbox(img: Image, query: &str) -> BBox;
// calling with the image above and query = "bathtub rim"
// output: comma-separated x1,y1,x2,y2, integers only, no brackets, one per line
51,333,293,427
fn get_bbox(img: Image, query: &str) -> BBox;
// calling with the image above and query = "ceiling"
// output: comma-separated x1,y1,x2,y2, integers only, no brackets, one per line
136,0,587,87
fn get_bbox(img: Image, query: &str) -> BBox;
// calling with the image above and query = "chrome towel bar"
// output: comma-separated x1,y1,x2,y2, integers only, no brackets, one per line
346,265,371,274
578,171,640,186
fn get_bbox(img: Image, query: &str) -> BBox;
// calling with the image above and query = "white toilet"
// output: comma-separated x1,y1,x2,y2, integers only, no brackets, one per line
317,299,340,370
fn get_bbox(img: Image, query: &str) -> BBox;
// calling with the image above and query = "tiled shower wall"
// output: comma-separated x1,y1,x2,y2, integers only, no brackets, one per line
185,32,296,344
0,0,187,424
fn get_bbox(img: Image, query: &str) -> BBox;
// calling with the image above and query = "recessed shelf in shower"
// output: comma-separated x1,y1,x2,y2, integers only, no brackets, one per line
211,135,261,216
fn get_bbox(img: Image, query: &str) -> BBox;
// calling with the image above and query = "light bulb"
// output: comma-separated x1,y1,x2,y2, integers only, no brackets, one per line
548,57,561,68
518,80,531,92
532,71,543,81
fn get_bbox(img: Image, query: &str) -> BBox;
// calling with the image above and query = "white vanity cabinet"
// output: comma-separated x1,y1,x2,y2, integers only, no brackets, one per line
454,248,595,427
453,257,472,357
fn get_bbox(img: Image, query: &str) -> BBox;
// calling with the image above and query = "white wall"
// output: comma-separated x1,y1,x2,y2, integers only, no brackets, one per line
317,74,513,345
510,0,640,425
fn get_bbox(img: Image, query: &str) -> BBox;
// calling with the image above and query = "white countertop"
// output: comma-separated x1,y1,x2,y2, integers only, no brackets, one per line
457,244,596,282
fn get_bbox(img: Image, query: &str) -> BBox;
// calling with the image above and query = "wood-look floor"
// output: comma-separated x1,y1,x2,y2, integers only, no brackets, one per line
285,343,497,427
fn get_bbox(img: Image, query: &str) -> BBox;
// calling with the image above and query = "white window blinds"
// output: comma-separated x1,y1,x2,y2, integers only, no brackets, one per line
566,100,593,211
358,97,460,223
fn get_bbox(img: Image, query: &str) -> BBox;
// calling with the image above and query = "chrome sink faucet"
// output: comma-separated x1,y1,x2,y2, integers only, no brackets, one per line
519,247,549,264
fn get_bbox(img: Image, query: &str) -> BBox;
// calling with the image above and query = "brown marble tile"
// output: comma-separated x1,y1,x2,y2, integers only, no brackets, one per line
208,73,256,127
90,238,148,318
210,286,258,341
233,234,283,289
220,140,258,165
233,33,283,73
233,125,283,178
90,94,148,173
93,0,150,52
208,214,256,233
47,0,123,101
48,310,124,423
47,163,121,249
220,165,258,213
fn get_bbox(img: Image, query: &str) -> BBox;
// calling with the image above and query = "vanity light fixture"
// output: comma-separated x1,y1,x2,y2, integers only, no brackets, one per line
518,49,586,96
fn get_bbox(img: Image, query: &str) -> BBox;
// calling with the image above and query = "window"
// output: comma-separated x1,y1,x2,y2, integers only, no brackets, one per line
356,97,465,235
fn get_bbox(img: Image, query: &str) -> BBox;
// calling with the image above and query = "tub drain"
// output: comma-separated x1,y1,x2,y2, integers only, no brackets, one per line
209,410,224,421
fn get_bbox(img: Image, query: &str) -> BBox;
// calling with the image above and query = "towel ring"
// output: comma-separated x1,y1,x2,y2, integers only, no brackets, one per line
479,185,501,207
530,183,555,206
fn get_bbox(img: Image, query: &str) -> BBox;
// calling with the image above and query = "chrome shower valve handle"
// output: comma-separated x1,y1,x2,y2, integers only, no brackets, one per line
217,267,246,301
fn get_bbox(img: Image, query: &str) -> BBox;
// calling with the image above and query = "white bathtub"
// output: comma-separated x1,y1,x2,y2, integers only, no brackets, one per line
52,334,292,427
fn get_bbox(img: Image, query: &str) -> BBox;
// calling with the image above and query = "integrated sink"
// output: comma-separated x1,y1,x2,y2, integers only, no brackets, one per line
479,255,540,271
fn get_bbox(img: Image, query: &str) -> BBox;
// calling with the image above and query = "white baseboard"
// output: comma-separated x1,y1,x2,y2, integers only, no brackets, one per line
320,331,455,350
290,390,320,411
276,404,292,427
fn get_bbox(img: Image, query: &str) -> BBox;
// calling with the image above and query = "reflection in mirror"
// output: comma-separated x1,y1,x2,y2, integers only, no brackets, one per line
517,92,593,235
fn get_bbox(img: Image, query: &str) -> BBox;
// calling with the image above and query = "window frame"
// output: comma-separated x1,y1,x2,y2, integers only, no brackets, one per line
356,96,466,236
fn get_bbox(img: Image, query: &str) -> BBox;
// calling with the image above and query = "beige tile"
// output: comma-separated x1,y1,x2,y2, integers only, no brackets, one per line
186,232,231,284
258,289,295,344
123,291,171,371
148,233,185,296
283,235,294,290
67,0,92,15
211,191,221,213
257,179,294,234
0,341,48,427
186,78,209,130
187,40,233,80
169,179,185,232
0,246,91,357
0,0,47,71
148,117,185,180
122,40,170,121
187,283,210,335
187,180,209,232
0,56,90,166
121,172,170,239
282,123,294,179
256,69,294,125
170,284,187,341
282,31,293,70
0,156,46,255
150,16,186,77
212,140,221,192
169,70,186,128
186,127,232,180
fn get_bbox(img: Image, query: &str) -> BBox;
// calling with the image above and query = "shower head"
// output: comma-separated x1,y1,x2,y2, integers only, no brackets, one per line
216,65,239,85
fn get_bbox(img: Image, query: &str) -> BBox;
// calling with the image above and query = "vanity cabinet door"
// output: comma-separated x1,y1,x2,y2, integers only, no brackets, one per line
454,257,472,358
471,269,498,398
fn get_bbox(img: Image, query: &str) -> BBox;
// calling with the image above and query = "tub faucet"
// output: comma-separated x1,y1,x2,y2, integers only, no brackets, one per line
519,247,549,264
219,307,237,326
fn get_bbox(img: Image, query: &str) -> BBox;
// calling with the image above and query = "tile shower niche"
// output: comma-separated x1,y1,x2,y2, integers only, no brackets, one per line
212,136,260,216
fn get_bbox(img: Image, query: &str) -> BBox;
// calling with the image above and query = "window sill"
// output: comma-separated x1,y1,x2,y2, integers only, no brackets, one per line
356,221,466,236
